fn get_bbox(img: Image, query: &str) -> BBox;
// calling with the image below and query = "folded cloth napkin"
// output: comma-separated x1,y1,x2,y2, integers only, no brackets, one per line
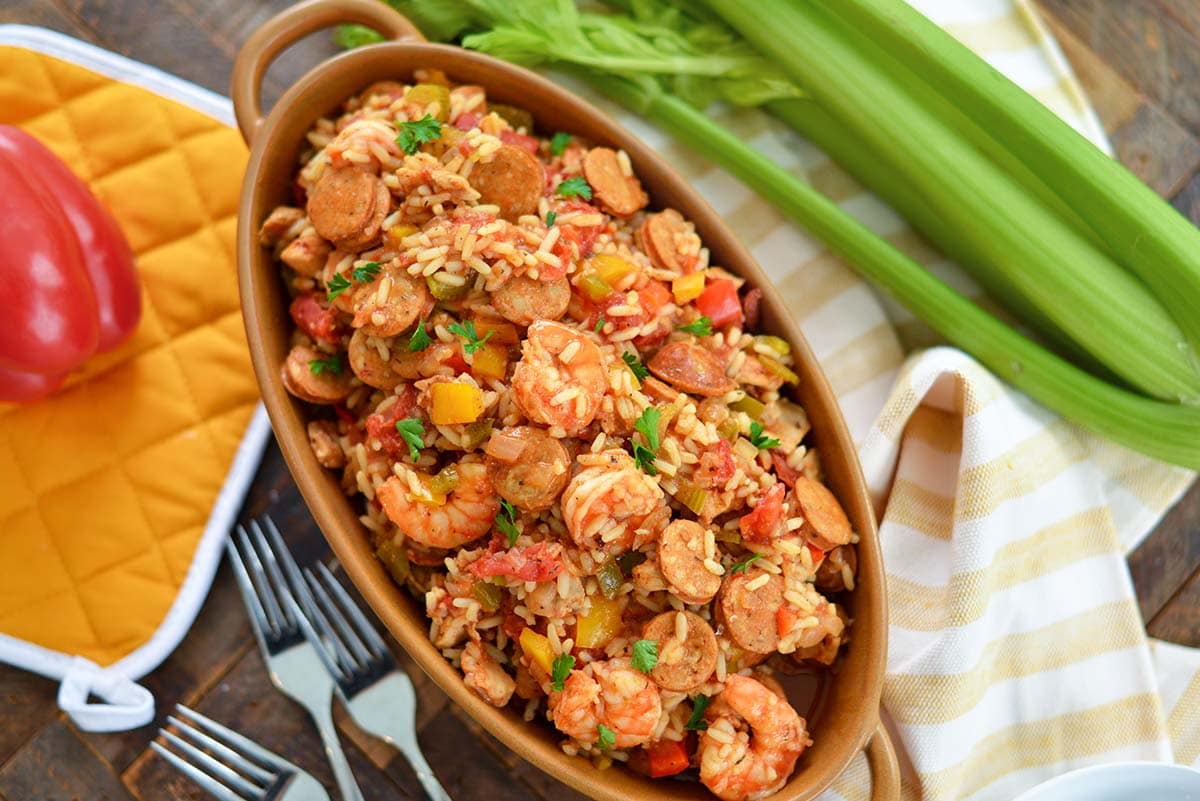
569,1,1198,798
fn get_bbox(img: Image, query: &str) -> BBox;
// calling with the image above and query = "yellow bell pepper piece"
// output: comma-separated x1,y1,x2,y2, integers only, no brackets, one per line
473,318,520,345
591,253,639,287
520,628,554,674
471,342,509,382
386,224,419,249
429,382,484,425
672,271,707,305
579,272,613,302
575,597,623,649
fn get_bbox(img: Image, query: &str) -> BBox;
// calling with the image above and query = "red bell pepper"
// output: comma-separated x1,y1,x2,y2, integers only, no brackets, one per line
0,126,140,401
646,739,691,778
695,278,743,329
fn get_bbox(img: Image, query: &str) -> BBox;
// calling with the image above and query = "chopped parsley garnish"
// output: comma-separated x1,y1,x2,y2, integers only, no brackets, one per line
326,272,353,301
495,499,520,547
394,418,425,462
677,316,713,337
632,406,661,475
729,552,763,575
748,421,781,450
396,114,442,155
594,316,606,334
684,695,712,731
447,319,495,355
621,351,649,382
549,131,572,157
551,653,575,692
545,210,557,227
352,261,382,282
556,176,592,199
596,724,616,750
631,639,658,674
308,355,342,376
408,319,433,352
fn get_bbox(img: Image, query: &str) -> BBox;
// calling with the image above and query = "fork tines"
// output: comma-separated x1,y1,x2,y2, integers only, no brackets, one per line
303,561,396,695
151,704,290,801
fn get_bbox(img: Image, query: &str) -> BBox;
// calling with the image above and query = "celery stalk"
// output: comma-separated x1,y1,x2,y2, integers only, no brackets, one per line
701,0,1200,403
828,0,1200,371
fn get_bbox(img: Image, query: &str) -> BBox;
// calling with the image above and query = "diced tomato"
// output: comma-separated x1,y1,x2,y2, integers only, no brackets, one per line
469,542,565,582
646,739,690,778
695,440,736,489
770,450,800,488
454,112,481,131
638,280,672,316
499,129,539,154
444,345,470,375
502,612,527,641
740,482,786,544
365,387,420,459
551,201,604,264
776,606,799,638
807,543,826,566
741,286,763,330
695,279,743,329
289,294,341,345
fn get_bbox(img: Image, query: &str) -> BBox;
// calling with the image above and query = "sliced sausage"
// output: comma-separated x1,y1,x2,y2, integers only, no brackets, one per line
716,570,783,655
347,328,402,391
485,426,571,512
582,147,647,217
352,264,430,337
643,611,718,692
281,344,354,404
792,476,853,550
491,275,570,327
259,206,305,247
648,341,736,398
639,209,699,274
279,228,331,277
640,375,681,404
468,144,543,221
306,420,345,468
814,544,857,593
657,520,721,605
307,167,390,251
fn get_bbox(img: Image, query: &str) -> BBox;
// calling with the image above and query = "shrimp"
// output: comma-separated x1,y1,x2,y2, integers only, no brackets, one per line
561,449,668,554
377,456,499,549
698,674,809,801
550,658,662,748
462,640,516,708
512,320,606,435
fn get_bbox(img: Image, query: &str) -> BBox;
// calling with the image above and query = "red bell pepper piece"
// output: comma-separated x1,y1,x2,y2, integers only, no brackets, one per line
646,739,691,778
740,482,786,543
695,278,743,329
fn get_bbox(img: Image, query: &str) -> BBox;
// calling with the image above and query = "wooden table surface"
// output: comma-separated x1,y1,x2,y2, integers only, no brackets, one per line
1,2,1198,800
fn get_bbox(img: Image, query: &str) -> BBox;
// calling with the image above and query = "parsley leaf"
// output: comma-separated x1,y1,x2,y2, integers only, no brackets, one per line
596,724,616,750
551,653,575,692
549,131,572,157
621,351,649,382
631,639,658,673
408,319,433,352
684,695,712,731
308,355,342,376
729,552,763,575
394,418,425,462
748,421,781,450
545,210,557,227
556,176,592,199
594,316,606,334
353,261,382,283
396,114,442,155
632,406,661,475
496,500,520,547
326,272,352,301
677,316,713,337
447,319,495,355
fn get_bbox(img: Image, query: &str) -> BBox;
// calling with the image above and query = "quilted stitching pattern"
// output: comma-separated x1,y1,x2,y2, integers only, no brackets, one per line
0,46,259,666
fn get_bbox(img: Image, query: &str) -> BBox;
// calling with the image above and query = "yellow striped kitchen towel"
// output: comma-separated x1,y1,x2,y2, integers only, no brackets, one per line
567,0,1200,798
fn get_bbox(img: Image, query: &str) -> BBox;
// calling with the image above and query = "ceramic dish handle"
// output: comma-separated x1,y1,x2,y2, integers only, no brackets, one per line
231,0,425,145
866,721,901,801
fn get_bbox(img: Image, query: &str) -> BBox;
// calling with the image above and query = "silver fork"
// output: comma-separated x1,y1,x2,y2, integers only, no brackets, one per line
151,703,328,801
226,521,364,801
259,518,451,801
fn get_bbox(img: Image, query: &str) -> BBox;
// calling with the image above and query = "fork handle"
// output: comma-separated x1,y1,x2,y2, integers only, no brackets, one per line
312,702,365,801
394,738,451,801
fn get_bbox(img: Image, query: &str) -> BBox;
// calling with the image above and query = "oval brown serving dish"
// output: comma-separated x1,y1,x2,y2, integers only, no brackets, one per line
233,2,897,799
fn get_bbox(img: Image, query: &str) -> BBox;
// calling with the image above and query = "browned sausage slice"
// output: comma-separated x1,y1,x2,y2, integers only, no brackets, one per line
352,265,430,337
491,275,570,327
792,476,853,550
639,209,699,274
347,328,402,391
582,147,647,217
281,344,354,404
468,144,544,221
643,611,718,692
648,341,736,398
814,544,857,593
307,167,388,251
485,426,571,512
657,519,721,605
716,570,783,655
